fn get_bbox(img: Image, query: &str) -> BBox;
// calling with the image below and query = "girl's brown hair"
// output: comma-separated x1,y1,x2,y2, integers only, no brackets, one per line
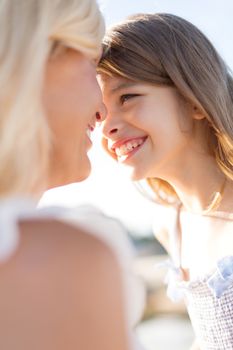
98,13,233,205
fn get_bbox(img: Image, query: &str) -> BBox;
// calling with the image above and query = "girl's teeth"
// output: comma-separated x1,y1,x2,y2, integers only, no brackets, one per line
126,142,133,151
115,139,144,157
116,148,123,156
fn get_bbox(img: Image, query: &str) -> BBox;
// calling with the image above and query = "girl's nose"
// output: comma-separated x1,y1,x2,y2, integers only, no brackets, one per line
101,115,120,138
108,127,118,135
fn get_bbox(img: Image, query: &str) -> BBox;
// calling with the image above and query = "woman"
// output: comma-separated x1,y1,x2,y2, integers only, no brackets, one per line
98,13,233,350
0,1,143,349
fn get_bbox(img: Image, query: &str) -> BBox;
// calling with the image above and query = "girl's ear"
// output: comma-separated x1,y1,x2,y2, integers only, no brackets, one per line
192,105,205,120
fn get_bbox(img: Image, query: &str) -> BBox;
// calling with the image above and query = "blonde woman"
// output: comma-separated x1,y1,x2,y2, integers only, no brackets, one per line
0,1,144,349
98,13,233,350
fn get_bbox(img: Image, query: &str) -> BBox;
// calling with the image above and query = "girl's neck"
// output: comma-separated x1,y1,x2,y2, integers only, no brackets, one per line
161,154,230,214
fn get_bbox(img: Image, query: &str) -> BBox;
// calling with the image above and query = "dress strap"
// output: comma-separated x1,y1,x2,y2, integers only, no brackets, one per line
0,197,37,262
169,204,182,268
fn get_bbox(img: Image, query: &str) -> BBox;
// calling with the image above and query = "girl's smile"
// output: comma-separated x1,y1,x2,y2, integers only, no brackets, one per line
109,136,148,162
99,74,197,181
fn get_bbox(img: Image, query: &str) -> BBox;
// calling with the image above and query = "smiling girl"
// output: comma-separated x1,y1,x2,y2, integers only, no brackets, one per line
98,13,233,350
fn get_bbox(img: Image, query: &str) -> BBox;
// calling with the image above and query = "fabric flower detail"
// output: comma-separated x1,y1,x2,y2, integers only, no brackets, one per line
207,256,233,298
156,259,185,302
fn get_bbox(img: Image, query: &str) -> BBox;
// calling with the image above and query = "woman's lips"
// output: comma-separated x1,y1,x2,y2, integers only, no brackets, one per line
86,124,95,149
110,136,148,162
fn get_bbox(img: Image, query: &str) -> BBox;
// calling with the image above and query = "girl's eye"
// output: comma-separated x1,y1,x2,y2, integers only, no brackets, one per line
120,94,140,105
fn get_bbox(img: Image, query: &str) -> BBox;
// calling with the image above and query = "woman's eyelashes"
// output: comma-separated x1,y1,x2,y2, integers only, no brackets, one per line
119,93,140,105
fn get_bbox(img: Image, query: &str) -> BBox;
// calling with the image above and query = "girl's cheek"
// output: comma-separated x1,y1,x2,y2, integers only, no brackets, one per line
101,137,118,161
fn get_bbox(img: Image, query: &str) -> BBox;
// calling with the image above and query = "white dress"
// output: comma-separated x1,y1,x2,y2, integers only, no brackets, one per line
0,197,145,349
164,206,233,349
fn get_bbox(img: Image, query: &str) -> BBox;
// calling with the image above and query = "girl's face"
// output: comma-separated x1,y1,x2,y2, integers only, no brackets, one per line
43,48,106,188
99,74,198,181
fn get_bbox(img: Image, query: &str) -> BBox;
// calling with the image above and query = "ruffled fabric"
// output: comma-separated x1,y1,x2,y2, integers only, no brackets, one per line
207,256,233,298
163,255,233,301
161,206,233,349
157,259,185,302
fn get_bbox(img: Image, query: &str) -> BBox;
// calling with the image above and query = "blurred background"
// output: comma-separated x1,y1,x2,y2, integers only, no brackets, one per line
39,1,233,349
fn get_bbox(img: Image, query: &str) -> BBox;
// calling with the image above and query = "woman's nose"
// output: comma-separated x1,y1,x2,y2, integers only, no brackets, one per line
96,103,107,122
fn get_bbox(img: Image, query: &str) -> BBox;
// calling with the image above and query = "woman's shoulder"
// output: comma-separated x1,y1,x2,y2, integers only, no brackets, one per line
0,197,134,262
16,203,132,271
0,197,128,283
39,204,137,272
0,198,127,263
0,217,129,350
0,198,145,327
19,215,115,259
7,215,119,293
1,212,123,305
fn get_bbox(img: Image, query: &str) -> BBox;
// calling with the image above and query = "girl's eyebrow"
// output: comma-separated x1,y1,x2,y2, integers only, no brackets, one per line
110,82,138,95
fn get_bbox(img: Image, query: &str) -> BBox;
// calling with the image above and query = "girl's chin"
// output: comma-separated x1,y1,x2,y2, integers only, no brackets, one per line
120,164,145,182
130,173,145,182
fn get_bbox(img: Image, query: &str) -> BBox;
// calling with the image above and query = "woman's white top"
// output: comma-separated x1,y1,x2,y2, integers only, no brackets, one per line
0,197,145,349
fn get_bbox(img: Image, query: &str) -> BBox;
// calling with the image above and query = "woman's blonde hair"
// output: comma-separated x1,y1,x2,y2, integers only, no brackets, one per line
0,0,104,197
98,13,233,205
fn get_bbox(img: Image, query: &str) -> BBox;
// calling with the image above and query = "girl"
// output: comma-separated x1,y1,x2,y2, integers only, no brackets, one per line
0,1,144,349
98,13,233,350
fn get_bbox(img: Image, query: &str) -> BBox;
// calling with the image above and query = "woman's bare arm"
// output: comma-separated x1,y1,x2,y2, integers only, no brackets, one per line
0,219,130,350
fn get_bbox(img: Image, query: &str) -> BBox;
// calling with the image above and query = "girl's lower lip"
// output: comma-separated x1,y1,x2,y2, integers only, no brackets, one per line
117,138,147,163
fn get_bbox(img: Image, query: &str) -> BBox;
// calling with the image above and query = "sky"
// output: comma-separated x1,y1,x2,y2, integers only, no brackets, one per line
39,0,233,236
